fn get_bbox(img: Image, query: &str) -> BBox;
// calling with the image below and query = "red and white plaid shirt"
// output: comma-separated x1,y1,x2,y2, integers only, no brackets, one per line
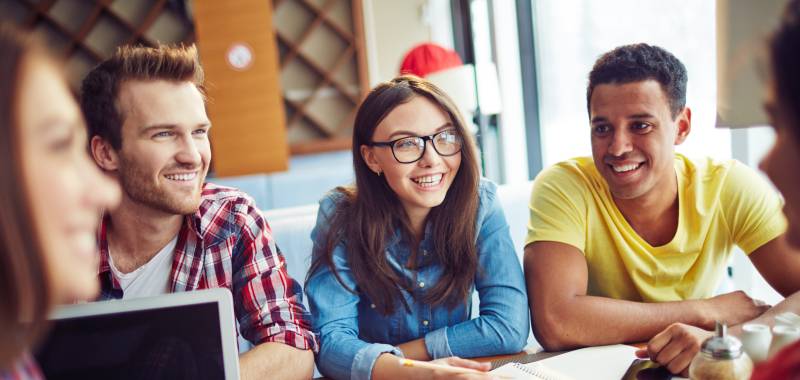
97,183,317,352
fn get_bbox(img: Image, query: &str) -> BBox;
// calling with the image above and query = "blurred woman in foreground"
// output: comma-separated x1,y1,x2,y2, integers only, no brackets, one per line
0,23,120,378
751,0,800,378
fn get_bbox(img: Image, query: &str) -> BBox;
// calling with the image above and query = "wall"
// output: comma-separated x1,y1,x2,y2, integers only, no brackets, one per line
217,0,458,210
362,0,453,85
212,150,354,210
717,0,786,128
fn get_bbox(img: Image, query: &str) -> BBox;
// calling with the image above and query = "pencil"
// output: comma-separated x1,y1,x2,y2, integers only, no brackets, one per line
398,358,513,378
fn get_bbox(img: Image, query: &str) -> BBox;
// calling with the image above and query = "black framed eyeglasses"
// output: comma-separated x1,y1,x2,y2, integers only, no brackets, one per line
370,129,463,164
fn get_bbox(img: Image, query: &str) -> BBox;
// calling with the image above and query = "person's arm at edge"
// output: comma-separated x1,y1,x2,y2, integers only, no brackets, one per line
731,292,800,335
634,290,800,376
525,241,768,351
729,234,800,331
748,234,800,297
631,236,798,376
240,342,314,380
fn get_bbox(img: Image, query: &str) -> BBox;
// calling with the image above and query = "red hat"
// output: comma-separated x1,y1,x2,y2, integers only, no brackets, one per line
399,43,464,78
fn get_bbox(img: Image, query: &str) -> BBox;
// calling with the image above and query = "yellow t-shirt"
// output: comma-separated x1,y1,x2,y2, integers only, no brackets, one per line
525,154,786,302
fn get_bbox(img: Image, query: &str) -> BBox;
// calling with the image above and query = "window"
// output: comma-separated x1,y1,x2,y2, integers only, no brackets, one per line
531,0,728,167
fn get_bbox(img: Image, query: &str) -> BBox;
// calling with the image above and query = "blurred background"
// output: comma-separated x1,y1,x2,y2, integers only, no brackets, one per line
0,0,790,306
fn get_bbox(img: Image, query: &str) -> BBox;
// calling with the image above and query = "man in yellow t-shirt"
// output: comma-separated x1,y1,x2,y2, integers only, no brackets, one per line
524,43,800,375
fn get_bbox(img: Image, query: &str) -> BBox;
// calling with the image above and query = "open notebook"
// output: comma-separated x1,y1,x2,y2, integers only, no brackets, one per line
490,344,638,380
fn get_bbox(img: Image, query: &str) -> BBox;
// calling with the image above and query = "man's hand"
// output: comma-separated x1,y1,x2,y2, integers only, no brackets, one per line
702,291,770,329
636,323,713,376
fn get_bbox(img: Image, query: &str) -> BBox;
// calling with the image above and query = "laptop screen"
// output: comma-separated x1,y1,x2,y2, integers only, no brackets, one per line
35,301,226,380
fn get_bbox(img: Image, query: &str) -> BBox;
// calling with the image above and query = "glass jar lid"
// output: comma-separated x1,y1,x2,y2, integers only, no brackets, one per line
700,322,743,360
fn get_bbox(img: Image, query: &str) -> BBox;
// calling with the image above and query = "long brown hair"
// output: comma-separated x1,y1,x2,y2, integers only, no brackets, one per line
309,75,481,315
0,23,51,369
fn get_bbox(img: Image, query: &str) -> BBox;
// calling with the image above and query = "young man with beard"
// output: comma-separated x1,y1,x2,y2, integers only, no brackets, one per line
524,43,800,375
80,44,316,380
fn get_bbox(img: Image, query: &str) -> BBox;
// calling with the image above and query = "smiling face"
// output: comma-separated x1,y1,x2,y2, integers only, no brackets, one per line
110,80,211,215
361,96,462,222
19,57,121,302
589,80,691,201
761,82,800,247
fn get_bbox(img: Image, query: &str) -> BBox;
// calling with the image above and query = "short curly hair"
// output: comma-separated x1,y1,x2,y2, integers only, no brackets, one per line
586,43,688,119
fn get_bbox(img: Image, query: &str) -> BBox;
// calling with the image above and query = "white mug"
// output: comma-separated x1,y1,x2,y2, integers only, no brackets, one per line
741,323,772,363
768,325,800,359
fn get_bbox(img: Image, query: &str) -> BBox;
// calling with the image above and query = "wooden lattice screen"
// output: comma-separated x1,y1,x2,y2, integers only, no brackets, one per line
0,0,194,89
273,0,368,154
0,0,367,156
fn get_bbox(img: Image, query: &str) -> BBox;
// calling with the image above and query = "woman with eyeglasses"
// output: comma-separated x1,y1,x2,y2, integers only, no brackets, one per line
0,24,120,378
305,75,529,380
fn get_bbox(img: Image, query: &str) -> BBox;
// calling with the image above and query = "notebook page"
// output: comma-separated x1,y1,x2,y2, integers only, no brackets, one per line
491,362,575,380
529,344,638,379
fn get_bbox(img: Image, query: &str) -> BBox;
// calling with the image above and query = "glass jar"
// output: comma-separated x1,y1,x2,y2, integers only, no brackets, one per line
689,322,753,380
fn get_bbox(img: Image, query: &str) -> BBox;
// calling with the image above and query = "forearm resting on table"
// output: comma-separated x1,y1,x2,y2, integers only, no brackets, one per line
526,242,741,351
397,338,431,360
731,290,800,335
373,353,425,380
239,342,314,380
533,295,713,351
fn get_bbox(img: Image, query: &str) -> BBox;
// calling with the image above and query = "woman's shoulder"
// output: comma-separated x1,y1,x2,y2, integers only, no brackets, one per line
318,186,354,216
477,177,499,208
473,178,502,226
478,177,498,192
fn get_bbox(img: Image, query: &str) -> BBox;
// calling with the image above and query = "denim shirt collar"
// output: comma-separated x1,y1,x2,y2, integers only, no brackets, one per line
386,220,435,263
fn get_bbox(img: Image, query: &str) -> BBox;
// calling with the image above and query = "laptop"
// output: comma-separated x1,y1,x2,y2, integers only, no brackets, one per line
34,288,240,380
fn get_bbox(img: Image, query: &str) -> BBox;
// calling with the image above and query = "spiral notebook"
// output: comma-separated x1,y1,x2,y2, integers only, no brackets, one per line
491,362,575,380
490,344,638,380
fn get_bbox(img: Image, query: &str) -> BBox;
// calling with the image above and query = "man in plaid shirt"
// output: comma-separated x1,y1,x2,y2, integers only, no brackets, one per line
80,44,317,379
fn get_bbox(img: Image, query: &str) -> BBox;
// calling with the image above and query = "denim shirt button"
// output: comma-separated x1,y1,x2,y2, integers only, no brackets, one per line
418,281,425,288
370,303,376,309
422,320,429,326
422,249,428,256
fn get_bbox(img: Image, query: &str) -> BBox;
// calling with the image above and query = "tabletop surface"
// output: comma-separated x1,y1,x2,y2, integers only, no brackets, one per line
313,343,649,379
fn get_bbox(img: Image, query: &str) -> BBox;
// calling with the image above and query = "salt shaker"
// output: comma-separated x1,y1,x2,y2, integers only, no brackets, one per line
688,322,753,380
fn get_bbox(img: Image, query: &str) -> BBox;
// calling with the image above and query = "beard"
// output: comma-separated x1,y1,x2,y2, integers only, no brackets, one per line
117,154,205,215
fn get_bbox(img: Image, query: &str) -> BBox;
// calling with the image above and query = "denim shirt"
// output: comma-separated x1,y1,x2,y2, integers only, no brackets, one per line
305,179,529,380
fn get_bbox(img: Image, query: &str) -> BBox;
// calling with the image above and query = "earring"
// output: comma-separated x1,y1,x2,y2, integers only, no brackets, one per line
376,169,382,176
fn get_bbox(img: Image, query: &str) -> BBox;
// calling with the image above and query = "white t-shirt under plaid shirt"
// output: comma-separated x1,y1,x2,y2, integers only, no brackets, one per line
96,183,318,352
